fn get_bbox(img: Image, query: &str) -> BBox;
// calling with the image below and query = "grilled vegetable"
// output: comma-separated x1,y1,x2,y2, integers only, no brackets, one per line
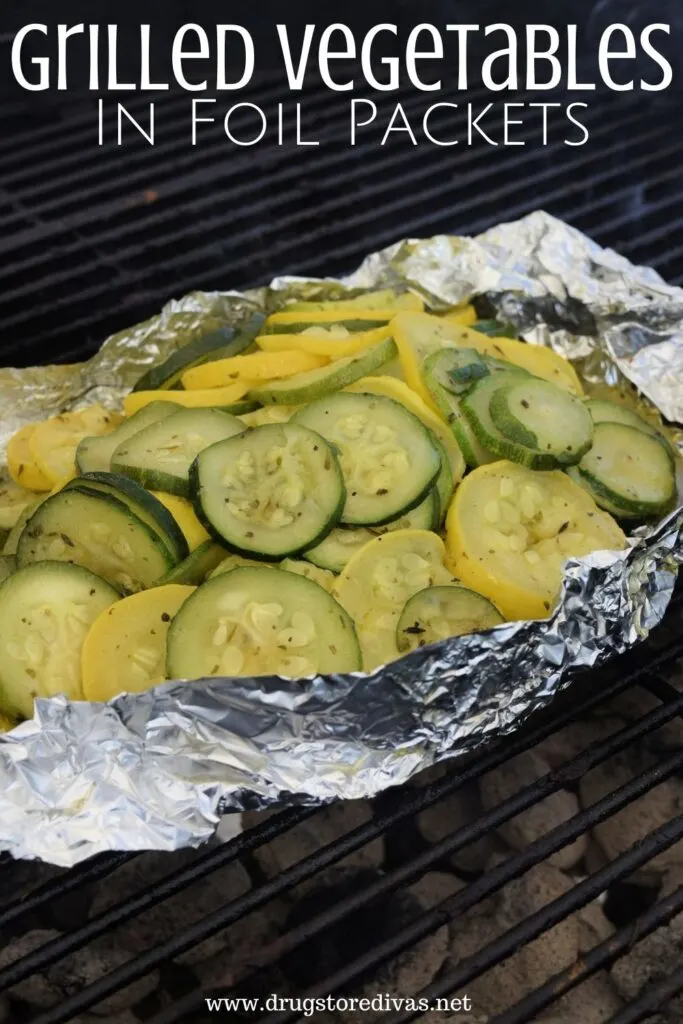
489,377,593,465
17,489,176,594
0,479,36,531
181,349,328,391
154,540,227,586
446,461,627,620
0,555,17,585
0,562,119,719
112,408,246,498
7,425,52,492
150,493,210,551
256,324,391,357
167,566,362,678
124,383,250,416
82,584,195,700
333,529,457,670
293,392,441,526
423,350,495,467
250,338,397,405
278,558,337,592
29,405,122,485
191,423,345,559
471,318,518,338
462,373,559,469
258,319,388,338
577,422,676,517
396,585,504,653
76,401,177,475
132,312,265,392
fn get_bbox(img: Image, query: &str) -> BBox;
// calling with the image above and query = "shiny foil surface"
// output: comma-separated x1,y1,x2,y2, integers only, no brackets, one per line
1,211,682,867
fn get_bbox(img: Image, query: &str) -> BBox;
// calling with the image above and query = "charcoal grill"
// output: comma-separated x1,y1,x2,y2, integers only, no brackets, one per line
1,66,683,1024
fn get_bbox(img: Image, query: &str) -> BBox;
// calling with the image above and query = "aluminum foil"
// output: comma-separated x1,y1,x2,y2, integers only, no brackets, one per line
1,210,683,867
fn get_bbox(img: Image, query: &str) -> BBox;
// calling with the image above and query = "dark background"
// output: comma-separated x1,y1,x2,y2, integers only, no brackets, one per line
0,1,682,366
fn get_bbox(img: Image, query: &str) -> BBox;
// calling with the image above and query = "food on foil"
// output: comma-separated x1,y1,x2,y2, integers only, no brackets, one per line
0,288,674,718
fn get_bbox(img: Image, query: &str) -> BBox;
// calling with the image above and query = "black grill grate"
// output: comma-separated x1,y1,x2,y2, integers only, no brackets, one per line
1,70,683,1024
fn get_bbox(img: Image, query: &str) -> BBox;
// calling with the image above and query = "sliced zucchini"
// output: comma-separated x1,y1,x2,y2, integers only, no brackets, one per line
259,318,388,337
578,422,676,517
585,400,676,462
76,400,178,475
209,552,267,578
181,349,328,391
7,424,52,492
82,584,195,701
423,353,495,468
124,382,250,417
63,473,189,564
565,467,641,521
154,541,228,586
0,561,119,719
166,566,362,679
278,558,337,592
293,392,441,526
132,312,265,392
191,423,345,559
111,408,246,499
333,529,456,670
303,488,440,574
343,376,465,489
489,377,593,465
3,499,45,555
396,585,504,653
471,319,518,338
430,437,455,524
0,555,17,585
17,490,174,594
250,338,397,405
461,374,558,470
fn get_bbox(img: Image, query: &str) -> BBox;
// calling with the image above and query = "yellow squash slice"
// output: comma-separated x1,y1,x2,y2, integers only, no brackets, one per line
82,584,195,701
0,478,38,530
445,461,627,621
124,383,249,416
344,376,465,486
279,558,337,592
7,425,53,492
239,405,299,427
181,350,327,390
256,324,391,358
442,304,478,326
333,529,457,670
28,405,122,485
151,493,210,551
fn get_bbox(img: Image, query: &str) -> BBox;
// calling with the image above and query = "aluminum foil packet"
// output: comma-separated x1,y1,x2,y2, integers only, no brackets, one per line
1,210,682,867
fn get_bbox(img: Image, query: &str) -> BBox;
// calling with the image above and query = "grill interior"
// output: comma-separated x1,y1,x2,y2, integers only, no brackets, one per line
1,71,683,1024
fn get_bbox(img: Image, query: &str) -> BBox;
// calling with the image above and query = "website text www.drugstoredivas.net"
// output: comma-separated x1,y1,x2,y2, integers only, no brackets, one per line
7,21,677,148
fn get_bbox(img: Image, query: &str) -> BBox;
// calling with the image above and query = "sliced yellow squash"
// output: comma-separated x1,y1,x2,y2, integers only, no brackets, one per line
181,350,328,390
445,461,626,621
279,558,337,592
239,405,299,427
471,333,584,395
333,529,456,670
0,713,15,732
151,493,210,551
442,303,478,326
124,382,249,416
256,324,392,358
7,425,53,492
0,478,38,530
344,375,465,486
82,584,195,701
28,405,122,485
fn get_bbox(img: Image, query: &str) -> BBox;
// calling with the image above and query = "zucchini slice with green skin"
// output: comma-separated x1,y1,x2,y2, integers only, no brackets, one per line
154,540,227,586
0,555,17,585
166,566,362,679
565,467,642,521
17,490,174,594
64,473,189,564
423,353,495,468
585,400,675,462
427,347,490,396
577,422,677,517
430,437,455,524
250,338,397,405
471,319,519,339
396,584,504,653
0,561,119,719
303,489,439,573
489,377,593,465
3,499,45,555
111,408,246,499
293,392,441,527
191,423,345,559
132,312,265,393
461,374,558,470
259,318,388,336
76,401,178,475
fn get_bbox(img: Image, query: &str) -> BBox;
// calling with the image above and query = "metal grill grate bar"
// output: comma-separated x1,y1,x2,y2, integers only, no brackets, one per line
491,883,683,1024
607,968,683,1024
